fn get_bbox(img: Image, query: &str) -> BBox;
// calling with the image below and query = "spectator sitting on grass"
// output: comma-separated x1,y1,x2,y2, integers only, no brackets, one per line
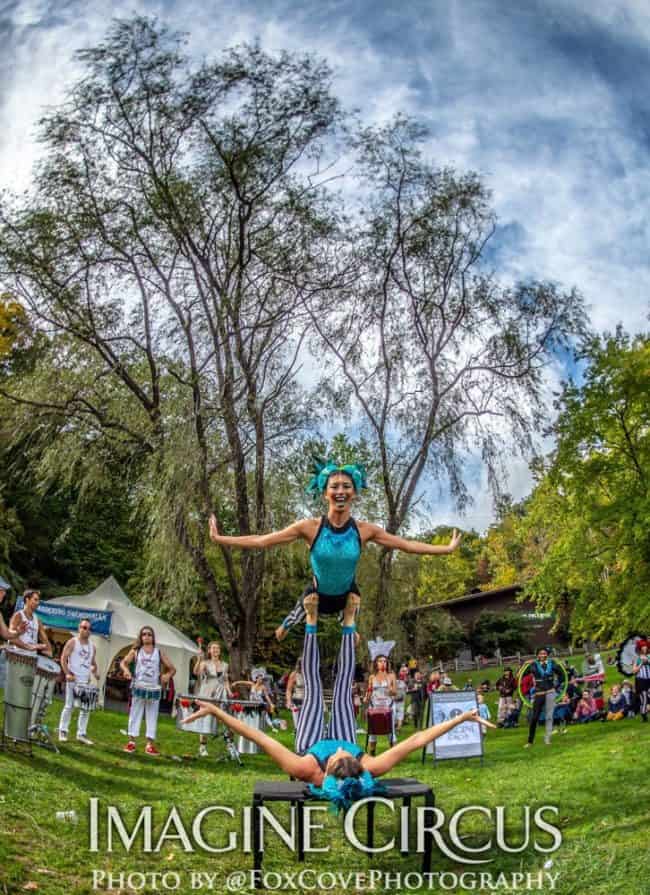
621,680,635,716
591,680,605,712
574,689,600,723
605,685,627,721
463,678,474,691
502,697,521,728
480,679,491,693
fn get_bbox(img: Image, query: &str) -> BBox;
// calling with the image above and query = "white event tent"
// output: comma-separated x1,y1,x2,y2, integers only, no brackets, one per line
45,576,199,706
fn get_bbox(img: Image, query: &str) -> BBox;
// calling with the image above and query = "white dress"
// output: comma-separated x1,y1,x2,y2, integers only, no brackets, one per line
194,660,229,735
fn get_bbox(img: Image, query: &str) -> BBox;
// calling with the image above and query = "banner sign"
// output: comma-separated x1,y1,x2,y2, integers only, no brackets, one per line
423,690,484,762
15,597,113,637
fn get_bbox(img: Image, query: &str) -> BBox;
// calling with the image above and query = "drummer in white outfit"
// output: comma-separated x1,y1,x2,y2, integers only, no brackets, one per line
9,590,52,656
121,626,175,755
59,618,98,745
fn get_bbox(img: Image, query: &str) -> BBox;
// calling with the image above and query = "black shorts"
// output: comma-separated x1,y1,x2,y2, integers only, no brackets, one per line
301,581,361,615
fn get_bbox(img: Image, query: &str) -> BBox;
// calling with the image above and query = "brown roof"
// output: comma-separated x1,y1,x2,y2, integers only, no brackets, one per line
404,584,523,615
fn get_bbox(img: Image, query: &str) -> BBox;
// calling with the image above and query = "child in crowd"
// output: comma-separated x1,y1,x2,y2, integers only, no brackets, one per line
605,685,627,721
621,680,635,716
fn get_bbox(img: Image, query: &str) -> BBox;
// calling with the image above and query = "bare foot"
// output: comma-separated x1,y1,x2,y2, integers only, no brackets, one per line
343,593,361,627
275,625,288,642
303,593,319,625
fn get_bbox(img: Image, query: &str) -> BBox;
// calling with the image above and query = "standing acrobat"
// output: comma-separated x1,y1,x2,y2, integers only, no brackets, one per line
208,460,461,640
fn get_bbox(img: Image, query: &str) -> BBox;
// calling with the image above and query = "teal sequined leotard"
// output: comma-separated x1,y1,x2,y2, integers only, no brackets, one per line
282,516,361,630
279,517,362,630
310,516,362,598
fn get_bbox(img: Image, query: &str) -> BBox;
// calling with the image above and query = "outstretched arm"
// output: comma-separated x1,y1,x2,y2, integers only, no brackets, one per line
362,709,494,777
0,615,27,642
208,515,310,550
182,700,310,778
362,524,462,556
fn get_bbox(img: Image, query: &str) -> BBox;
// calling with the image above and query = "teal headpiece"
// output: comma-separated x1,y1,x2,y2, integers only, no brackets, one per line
307,458,368,495
308,770,385,814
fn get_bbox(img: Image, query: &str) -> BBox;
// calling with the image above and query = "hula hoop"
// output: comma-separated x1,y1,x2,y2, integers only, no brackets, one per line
517,659,568,708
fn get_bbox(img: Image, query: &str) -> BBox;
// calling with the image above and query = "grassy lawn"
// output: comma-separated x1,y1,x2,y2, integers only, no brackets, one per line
1,655,649,895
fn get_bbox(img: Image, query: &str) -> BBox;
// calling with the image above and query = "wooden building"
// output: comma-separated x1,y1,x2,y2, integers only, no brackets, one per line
403,584,566,653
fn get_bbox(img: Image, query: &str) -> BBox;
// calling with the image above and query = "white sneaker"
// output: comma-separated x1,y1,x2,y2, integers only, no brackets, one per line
76,735,94,746
198,744,208,758
544,735,551,745
58,730,68,742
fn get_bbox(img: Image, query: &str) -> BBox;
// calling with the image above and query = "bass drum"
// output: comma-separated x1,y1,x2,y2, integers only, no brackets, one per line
3,648,37,743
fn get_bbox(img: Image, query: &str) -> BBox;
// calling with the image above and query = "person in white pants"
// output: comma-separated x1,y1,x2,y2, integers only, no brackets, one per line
59,618,98,745
121,626,175,756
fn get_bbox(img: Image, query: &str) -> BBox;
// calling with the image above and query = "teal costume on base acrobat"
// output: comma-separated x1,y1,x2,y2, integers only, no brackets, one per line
306,738,364,769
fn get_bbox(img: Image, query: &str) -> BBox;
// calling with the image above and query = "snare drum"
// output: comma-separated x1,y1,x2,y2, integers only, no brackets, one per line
367,707,393,736
31,656,61,727
72,682,99,712
3,648,37,743
175,694,217,735
132,681,162,701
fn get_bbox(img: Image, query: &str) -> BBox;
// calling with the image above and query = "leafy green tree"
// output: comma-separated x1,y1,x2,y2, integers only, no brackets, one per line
0,19,342,675
402,608,466,661
468,609,530,656
483,496,527,589
417,527,484,602
306,115,589,633
521,331,650,641
0,295,28,361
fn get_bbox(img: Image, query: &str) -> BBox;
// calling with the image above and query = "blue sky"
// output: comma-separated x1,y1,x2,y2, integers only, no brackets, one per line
2,0,649,530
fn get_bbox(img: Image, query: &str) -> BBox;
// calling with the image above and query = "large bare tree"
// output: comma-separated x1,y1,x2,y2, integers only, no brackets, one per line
305,117,589,632
0,18,342,673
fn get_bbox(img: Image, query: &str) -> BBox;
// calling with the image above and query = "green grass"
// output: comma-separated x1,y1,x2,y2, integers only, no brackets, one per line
1,655,649,895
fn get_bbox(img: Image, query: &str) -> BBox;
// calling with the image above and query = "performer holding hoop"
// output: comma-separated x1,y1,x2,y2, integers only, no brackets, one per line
58,618,99,745
121,626,175,755
183,594,494,810
208,459,461,640
522,647,567,748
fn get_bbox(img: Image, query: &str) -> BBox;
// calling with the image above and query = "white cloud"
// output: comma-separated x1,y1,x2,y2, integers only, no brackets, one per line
2,0,648,528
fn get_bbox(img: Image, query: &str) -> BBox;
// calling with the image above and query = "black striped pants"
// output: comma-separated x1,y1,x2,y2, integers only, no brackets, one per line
295,628,356,754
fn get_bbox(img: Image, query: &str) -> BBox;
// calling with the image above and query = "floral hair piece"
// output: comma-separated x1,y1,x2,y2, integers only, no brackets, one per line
306,458,368,495
308,770,385,814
